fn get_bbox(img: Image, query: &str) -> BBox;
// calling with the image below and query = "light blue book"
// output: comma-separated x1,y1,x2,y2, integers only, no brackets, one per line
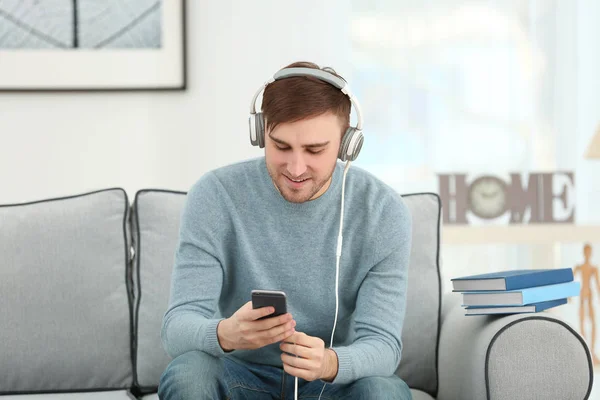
464,298,567,316
461,281,580,307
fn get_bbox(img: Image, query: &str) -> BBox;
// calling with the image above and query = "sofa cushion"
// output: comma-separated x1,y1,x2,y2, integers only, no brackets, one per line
395,193,441,396
0,189,133,394
131,190,187,392
410,388,436,400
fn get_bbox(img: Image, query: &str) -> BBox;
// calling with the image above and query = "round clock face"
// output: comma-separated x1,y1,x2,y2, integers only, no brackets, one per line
467,176,508,219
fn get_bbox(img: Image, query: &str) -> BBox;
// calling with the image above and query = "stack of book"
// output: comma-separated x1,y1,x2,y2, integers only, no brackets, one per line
451,268,581,316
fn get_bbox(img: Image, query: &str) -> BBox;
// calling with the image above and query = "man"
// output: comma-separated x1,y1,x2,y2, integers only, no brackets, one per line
158,61,413,399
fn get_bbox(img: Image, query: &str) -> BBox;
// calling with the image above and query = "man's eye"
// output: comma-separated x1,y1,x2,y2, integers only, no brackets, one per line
307,149,324,155
275,145,323,154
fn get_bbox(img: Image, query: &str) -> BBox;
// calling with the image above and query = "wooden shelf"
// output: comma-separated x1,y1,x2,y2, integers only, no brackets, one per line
442,224,600,244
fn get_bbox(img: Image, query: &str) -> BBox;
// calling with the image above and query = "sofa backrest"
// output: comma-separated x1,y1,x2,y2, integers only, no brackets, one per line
396,193,442,396
0,189,134,394
132,190,442,395
131,189,187,392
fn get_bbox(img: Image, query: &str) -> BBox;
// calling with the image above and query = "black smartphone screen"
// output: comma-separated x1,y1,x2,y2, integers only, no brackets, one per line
251,290,287,320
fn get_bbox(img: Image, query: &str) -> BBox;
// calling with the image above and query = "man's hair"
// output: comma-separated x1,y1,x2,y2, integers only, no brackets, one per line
261,61,351,134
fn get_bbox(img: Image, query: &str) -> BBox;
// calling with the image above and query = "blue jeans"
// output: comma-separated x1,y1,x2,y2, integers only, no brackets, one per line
158,350,412,400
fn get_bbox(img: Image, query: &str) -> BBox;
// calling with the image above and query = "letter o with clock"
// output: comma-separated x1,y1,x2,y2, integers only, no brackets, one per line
467,176,509,219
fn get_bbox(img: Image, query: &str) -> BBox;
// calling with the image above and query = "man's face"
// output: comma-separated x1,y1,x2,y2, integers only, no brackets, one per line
265,112,343,203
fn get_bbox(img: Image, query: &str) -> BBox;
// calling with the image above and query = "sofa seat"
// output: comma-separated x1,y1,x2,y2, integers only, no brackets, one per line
0,391,135,399
141,389,435,399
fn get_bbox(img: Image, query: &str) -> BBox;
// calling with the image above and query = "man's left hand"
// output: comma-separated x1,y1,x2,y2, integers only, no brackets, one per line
280,332,338,382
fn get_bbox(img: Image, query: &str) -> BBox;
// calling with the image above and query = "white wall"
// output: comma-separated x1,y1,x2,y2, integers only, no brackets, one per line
576,0,600,224
0,0,352,204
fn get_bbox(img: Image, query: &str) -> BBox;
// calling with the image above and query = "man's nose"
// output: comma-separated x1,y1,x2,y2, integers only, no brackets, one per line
287,152,307,178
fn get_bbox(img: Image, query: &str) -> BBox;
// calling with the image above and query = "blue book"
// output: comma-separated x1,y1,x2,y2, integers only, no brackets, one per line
451,268,573,292
464,298,568,316
461,281,580,306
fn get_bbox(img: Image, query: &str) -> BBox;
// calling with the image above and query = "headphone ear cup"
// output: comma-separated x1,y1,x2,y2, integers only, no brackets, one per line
249,112,266,148
339,127,364,161
249,114,257,146
256,113,265,148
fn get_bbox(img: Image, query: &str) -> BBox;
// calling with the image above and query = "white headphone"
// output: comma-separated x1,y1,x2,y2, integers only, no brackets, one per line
249,67,364,162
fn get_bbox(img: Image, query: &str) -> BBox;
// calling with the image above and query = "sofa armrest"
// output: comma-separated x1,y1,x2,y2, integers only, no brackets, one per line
436,293,593,400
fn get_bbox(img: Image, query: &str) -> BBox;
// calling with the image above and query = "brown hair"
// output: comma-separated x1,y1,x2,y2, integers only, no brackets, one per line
261,61,351,134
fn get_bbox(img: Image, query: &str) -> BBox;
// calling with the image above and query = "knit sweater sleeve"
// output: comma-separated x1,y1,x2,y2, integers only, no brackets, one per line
329,194,412,384
160,172,230,359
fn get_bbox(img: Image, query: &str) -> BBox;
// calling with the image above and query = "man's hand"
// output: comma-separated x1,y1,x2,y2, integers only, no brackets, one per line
280,332,339,382
217,301,296,351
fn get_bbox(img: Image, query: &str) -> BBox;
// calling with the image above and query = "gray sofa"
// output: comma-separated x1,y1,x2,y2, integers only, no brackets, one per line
0,188,593,399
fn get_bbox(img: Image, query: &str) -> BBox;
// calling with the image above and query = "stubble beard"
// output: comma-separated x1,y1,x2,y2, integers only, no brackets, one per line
267,164,335,203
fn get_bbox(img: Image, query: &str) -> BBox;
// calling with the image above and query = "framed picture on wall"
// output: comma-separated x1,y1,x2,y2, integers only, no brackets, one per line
0,0,187,91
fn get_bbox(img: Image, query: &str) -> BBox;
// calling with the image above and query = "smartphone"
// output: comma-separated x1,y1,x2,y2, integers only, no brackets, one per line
251,290,287,320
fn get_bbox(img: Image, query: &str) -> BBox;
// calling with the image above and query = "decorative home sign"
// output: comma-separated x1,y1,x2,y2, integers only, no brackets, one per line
0,0,186,91
438,172,575,225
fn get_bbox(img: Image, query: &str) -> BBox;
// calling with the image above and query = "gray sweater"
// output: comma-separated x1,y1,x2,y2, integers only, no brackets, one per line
161,157,412,384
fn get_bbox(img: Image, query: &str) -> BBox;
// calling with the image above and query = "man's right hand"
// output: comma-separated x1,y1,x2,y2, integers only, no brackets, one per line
217,301,296,352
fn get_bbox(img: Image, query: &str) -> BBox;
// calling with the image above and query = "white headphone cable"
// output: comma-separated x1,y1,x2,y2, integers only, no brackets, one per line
311,160,351,400
293,161,351,400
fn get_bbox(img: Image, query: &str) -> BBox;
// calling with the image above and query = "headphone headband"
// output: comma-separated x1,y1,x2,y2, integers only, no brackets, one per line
249,67,363,130
275,67,347,89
